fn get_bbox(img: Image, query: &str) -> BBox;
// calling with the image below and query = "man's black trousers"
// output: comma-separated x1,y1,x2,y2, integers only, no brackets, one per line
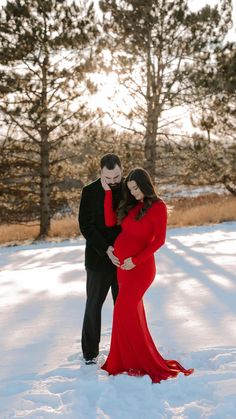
82,269,118,360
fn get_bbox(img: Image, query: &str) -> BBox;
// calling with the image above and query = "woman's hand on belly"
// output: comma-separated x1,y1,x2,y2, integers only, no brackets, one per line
121,257,136,270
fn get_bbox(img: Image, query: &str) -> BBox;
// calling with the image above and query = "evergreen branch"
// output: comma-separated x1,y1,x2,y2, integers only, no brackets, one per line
0,110,41,144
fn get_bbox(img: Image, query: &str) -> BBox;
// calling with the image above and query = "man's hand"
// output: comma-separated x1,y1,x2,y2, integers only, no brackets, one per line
121,257,136,270
106,246,120,267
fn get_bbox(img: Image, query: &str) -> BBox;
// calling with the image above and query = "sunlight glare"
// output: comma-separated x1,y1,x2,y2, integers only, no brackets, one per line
90,71,135,117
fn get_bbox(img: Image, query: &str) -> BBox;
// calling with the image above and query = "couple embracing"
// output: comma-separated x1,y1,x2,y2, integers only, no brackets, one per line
79,154,193,383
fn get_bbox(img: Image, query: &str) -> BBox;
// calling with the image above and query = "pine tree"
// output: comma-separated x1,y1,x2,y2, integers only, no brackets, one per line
0,0,100,236
184,41,236,194
99,0,232,177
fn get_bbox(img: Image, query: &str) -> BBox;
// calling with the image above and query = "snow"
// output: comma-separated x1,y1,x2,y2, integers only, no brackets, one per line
0,222,236,419
159,183,230,199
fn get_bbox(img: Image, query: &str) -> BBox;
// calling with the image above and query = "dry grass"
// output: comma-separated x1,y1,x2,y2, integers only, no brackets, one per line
168,194,236,227
0,222,40,245
48,217,79,239
0,216,79,246
0,194,235,246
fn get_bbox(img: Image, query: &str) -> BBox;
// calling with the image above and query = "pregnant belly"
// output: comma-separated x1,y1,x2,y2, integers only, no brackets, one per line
114,233,144,262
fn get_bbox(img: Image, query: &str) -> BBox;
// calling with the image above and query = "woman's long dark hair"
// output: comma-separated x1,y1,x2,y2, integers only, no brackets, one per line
117,168,161,223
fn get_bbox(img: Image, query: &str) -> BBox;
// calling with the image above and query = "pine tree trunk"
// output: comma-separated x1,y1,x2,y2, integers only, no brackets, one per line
39,53,50,238
39,140,50,237
144,37,158,179
144,132,156,178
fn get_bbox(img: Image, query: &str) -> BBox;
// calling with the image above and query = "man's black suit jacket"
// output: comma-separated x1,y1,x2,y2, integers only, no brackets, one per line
79,178,122,272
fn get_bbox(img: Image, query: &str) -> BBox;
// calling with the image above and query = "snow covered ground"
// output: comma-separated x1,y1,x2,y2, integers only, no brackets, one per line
159,183,230,199
0,222,236,419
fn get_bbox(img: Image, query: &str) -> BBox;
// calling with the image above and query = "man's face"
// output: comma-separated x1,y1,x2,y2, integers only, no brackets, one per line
101,164,122,189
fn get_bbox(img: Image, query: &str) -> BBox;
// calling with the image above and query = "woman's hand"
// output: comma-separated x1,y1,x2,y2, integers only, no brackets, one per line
121,257,136,270
101,176,111,191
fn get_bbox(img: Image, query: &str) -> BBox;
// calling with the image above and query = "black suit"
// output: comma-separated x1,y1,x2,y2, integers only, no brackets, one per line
79,178,122,360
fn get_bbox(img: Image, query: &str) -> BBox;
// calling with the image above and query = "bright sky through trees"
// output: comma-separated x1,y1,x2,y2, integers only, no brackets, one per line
0,0,235,132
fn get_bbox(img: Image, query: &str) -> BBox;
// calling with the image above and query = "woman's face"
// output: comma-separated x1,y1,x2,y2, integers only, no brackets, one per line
127,180,144,201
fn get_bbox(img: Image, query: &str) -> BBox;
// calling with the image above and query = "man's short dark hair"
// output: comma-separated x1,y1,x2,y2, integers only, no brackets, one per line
100,154,121,170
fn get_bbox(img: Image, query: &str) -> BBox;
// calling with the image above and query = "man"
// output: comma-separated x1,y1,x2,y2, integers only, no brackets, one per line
79,154,123,365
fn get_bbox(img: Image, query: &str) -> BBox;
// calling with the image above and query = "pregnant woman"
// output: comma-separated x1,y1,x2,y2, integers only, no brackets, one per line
101,167,194,383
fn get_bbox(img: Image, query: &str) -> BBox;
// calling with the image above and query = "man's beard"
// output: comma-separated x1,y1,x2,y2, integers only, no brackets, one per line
109,182,122,190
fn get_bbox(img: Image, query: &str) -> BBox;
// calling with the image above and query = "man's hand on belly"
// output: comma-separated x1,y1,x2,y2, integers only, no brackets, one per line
106,246,120,267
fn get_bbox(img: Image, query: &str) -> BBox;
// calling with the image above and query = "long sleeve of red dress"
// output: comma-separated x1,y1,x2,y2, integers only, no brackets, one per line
104,190,117,227
132,201,167,265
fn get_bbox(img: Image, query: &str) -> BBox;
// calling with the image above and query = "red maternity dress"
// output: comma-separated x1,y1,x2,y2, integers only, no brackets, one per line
101,190,194,383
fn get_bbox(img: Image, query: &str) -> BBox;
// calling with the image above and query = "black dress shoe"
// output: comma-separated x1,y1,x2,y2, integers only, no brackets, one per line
85,358,97,365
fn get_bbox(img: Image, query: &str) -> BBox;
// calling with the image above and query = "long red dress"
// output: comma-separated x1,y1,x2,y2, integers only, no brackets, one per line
101,190,194,383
